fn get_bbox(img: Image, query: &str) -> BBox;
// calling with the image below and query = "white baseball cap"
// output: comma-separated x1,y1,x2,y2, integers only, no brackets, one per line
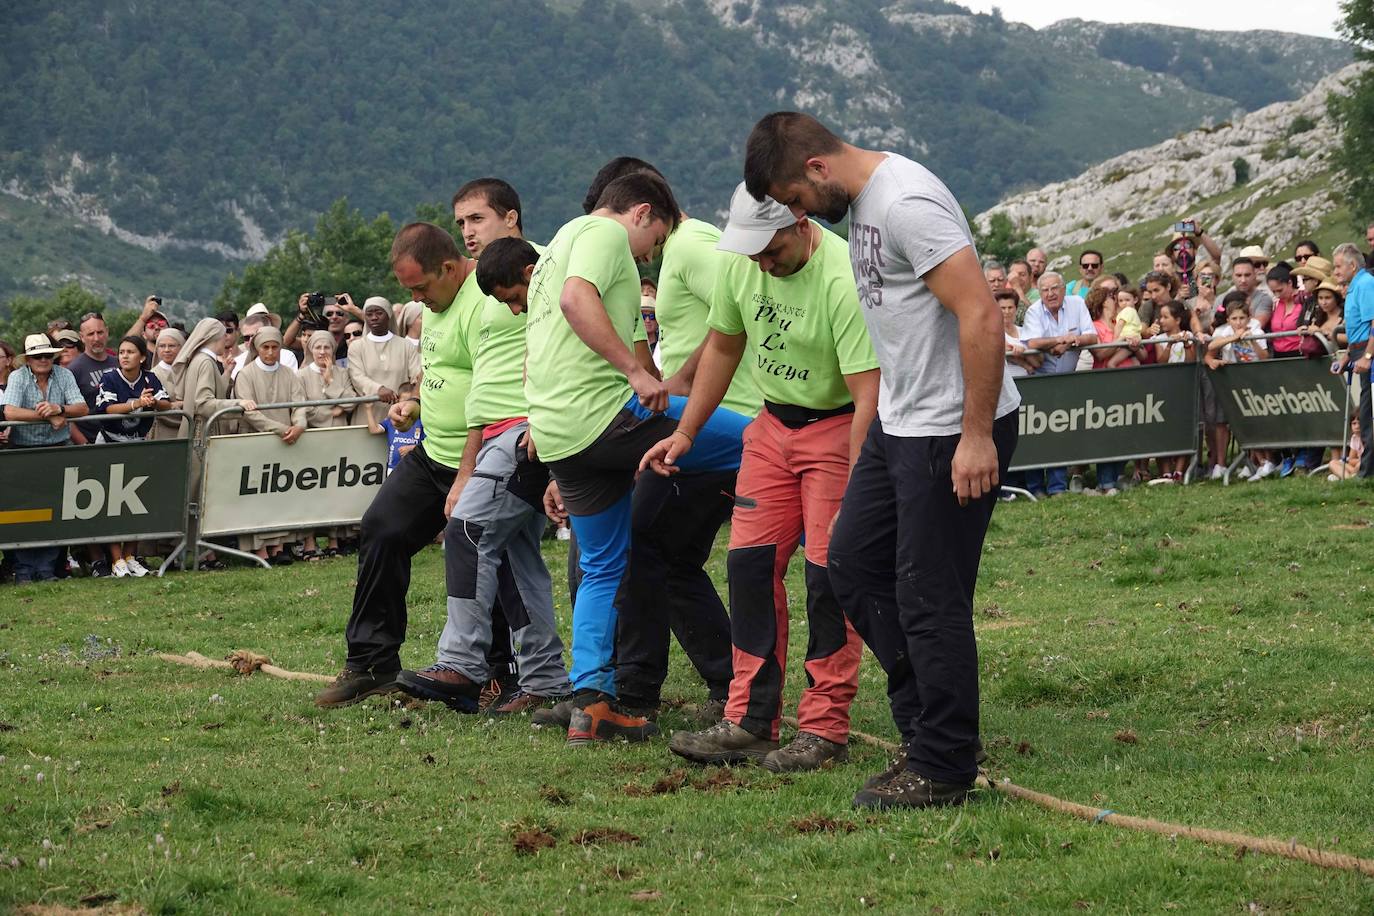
717,182,799,256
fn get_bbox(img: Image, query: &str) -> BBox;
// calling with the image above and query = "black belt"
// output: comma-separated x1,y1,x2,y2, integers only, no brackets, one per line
764,400,855,430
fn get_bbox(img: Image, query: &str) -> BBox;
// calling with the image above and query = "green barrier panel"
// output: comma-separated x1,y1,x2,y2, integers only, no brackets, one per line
0,438,190,549
1208,358,1349,449
1009,363,1199,471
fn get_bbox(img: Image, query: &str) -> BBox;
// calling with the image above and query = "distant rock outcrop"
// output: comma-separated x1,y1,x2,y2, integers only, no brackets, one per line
977,65,1363,265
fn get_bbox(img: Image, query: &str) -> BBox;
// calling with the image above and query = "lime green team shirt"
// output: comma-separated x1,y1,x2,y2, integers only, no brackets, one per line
418,276,478,468
708,224,878,410
464,242,545,429
655,218,762,418
524,215,640,462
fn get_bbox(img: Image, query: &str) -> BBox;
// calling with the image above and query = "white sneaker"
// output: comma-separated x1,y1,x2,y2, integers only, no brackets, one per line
1209,465,1226,481
125,557,149,578
1251,461,1276,481
1236,466,1253,480
1146,476,1175,486
1104,487,1120,496
112,559,131,578
1328,473,1341,482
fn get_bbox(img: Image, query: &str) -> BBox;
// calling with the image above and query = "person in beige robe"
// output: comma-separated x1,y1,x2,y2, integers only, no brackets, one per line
298,330,357,428
347,297,420,404
232,327,308,561
297,330,357,557
173,317,244,440
148,327,186,441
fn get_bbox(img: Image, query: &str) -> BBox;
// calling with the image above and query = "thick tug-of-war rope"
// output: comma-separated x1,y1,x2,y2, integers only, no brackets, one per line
153,652,1374,878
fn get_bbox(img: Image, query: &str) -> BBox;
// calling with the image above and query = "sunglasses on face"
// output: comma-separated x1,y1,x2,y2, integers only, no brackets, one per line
346,330,364,338
324,310,344,319
641,311,656,321
1080,262,1101,270
29,353,54,361
1295,254,1310,262
60,341,79,348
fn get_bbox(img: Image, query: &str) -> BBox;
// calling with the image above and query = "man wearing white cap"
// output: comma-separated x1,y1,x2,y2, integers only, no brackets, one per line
232,306,298,378
1231,250,1274,326
347,296,420,405
642,182,877,773
740,112,1019,809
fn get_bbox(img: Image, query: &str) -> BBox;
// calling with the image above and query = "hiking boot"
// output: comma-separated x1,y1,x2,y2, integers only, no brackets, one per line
395,664,481,713
531,698,575,729
669,719,777,765
487,690,570,717
853,768,973,810
762,731,848,772
861,739,988,790
566,693,660,745
697,698,726,725
314,668,400,708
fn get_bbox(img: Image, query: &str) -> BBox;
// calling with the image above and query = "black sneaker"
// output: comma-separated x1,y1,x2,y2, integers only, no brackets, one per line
852,769,973,810
89,559,111,579
531,698,576,729
862,739,987,789
395,664,481,713
314,668,400,708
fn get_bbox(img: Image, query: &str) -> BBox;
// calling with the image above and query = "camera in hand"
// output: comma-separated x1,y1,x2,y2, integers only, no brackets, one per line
1173,221,1198,235
300,292,337,330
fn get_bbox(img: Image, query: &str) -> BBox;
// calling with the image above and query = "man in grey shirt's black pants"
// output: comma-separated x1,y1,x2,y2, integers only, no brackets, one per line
744,112,1020,810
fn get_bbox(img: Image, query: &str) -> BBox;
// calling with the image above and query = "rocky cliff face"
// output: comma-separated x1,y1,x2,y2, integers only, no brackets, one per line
976,64,1363,263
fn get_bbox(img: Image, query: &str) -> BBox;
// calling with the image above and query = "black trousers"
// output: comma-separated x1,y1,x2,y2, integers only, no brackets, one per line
345,442,517,675
567,471,737,705
828,413,1017,785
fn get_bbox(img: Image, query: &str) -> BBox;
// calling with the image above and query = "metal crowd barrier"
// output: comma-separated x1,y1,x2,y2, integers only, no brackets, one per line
188,395,381,570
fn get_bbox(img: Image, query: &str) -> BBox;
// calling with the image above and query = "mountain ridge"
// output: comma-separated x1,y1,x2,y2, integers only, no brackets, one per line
0,0,1352,310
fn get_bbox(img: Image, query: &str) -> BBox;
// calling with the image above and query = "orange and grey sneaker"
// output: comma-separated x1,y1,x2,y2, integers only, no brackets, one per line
566,692,660,746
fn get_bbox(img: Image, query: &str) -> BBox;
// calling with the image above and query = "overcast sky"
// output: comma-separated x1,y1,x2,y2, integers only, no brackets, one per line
959,1,1345,39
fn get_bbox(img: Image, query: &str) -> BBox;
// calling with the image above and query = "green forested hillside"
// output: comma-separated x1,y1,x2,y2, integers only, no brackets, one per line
0,0,1351,311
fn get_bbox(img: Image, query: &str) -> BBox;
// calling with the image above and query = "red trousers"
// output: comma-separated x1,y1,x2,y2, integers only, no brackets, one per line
724,410,863,743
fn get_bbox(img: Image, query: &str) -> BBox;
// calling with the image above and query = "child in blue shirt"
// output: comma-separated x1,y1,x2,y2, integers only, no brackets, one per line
368,381,424,472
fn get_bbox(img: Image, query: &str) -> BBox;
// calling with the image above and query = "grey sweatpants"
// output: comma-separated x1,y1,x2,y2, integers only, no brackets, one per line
437,422,570,694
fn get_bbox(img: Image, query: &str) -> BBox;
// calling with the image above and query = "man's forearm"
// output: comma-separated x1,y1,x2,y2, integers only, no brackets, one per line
561,279,638,377
457,427,483,480
960,315,1005,436
677,331,745,439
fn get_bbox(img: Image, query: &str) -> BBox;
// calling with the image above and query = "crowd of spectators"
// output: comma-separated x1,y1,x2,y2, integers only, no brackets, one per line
4,218,1374,579
991,218,1374,497
1,293,423,583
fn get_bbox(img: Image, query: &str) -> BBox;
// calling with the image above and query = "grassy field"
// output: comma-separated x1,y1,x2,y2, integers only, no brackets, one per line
2,479,1373,913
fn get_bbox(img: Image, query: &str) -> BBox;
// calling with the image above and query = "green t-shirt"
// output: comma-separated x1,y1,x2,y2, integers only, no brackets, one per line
524,215,639,462
708,224,878,410
465,242,544,428
656,218,762,418
418,277,477,468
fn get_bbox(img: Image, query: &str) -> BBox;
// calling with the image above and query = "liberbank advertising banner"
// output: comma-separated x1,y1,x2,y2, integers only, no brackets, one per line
200,426,388,537
1208,358,1348,448
0,439,188,548
1009,363,1198,471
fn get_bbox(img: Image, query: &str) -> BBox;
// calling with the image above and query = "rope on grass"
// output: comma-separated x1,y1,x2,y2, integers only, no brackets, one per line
146,666,1373,878
782,715,1374,879
154,650,332,683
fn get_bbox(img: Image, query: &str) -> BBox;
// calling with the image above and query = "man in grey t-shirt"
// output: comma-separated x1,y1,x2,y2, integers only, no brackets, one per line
744,111,1019,811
